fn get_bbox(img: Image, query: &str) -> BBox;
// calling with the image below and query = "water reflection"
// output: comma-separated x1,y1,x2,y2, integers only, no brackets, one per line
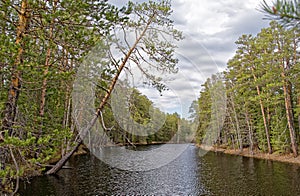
199,152,300,195
92,144,190,171
19,144,300,195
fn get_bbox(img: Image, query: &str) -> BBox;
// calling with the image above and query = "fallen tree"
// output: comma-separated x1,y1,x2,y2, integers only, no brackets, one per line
46,0,183,175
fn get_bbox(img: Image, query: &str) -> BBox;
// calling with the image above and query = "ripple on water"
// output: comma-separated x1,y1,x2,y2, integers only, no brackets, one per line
18,144,300,195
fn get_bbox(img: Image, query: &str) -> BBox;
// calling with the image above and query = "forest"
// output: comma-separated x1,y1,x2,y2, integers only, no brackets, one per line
0,0,190,193
0,0,299,194
195,21,300,157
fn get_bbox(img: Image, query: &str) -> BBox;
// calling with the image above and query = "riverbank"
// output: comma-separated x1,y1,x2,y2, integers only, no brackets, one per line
69,143,300,166
198,144,300,165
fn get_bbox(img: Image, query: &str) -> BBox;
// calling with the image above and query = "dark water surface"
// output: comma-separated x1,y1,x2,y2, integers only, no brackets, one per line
19,144,300,195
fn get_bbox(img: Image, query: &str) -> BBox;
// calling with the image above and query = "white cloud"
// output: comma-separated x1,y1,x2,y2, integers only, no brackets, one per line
108,0,273,117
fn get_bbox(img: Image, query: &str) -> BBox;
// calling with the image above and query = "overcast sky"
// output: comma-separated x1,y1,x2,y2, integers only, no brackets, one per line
108,0,273,118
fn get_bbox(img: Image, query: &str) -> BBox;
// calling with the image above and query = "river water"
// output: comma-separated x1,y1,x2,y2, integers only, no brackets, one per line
19,144,300,195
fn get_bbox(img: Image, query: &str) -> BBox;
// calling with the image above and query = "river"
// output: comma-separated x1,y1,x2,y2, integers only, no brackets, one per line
18,144,300,195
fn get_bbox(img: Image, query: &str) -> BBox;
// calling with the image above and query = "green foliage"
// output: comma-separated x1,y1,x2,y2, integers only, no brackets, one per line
0,0,129,193
2,131,36,147
195,21,300,155
260,0,300,27
270,108,290,153
109,0,183,93
97,86,188,145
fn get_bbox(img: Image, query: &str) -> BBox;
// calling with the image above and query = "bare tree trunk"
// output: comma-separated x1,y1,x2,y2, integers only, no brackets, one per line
46,16,154,175
282,75,298,157
61,85,71,156
257,86,272,154
277,37,298,157
9,147,20,196
245,109,254,155
251,66,272,154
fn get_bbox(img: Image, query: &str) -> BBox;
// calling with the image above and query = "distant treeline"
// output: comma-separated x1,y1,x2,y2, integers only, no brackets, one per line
93,87,194,146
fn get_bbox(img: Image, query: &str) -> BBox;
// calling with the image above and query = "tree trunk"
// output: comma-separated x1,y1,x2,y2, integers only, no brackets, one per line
2,0,30,133
277,36,298,157
298,96,300,138
257,86,272,154
228,94,242,151
282,76,298,157
46,15,154,175
293,37,300,142
245,109,254,155
0,0,30,188
251,67,272,154
39,0,57,138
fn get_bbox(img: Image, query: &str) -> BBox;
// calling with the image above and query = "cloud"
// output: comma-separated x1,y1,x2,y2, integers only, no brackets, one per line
107,0,273,117
165,0,271,116
171,0,270,55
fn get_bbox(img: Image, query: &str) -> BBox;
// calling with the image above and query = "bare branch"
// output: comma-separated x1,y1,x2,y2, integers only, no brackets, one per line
122,26,131,50
99,111,114,131
9,147,19,196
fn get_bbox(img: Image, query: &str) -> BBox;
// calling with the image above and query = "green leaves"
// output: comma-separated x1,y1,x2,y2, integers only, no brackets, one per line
109,0,182,94
2,131,36,147
260,0,300,27
0,0,130,192
196,20,300,154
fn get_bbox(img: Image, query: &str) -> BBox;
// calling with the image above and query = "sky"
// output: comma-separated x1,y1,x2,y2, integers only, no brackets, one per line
108,0,274,118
